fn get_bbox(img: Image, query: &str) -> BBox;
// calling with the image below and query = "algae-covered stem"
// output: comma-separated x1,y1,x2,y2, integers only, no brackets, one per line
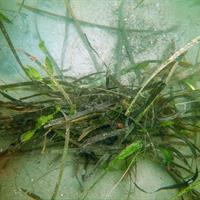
21,188,44,200
20,49,74,109
125,35,200,116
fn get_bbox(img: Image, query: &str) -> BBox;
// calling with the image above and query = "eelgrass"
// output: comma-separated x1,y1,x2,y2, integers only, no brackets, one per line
1,6,200,200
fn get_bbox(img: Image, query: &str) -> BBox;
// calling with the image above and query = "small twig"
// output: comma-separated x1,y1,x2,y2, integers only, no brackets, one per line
41,129,52,154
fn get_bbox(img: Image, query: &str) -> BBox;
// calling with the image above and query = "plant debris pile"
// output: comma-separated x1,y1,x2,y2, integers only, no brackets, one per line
0,42,200,197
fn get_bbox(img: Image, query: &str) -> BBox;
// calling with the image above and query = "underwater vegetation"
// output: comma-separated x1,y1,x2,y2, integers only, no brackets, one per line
1,1,200,199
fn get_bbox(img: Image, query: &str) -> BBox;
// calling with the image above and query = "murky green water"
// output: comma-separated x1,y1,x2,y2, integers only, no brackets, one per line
1,0,200,80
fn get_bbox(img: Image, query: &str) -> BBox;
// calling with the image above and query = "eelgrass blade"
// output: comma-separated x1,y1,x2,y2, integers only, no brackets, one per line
65,0,101,72
125,35,200,116
0,18,29,80
51,111,70,200
21,4,175,34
